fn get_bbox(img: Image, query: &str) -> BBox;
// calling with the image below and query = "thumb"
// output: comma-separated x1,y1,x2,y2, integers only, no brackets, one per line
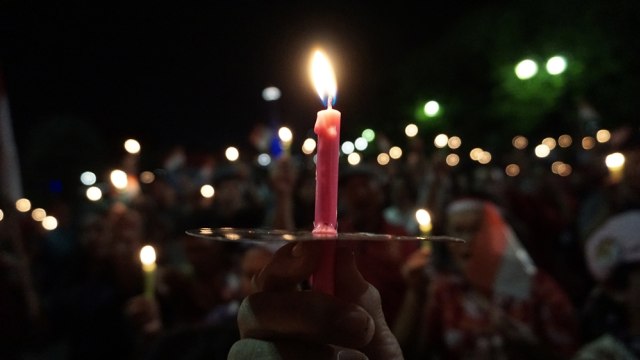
334,245,403,360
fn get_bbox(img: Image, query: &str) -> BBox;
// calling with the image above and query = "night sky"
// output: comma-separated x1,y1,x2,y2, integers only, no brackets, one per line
2,0,639,201
2,2,470,148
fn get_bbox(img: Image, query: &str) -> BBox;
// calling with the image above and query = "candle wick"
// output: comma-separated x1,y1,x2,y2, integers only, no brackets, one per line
327,96,333,110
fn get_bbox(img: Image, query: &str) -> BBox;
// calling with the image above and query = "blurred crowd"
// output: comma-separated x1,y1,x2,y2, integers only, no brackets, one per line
0,124,639,360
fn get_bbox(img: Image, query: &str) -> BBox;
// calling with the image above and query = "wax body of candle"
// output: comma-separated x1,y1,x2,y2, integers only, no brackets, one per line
313,107,341,234
311,106,340,295
143,262,156,299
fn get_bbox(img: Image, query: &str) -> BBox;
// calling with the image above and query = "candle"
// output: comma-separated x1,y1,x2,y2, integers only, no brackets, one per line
310,49,340,294
415,208,432,252
311,50,341,235
278,126,293,156
605,152,625,184
139,245,157,299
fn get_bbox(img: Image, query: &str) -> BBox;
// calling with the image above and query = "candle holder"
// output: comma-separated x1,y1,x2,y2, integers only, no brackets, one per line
186,227,462,244
186,227,464,294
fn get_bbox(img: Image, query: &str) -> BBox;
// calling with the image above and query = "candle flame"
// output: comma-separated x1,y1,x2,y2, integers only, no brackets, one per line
140,245,156,265
311,50,337,107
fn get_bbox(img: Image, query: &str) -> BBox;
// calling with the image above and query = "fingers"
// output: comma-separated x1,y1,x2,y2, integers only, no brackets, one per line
334,246,404,360
238,291,374,349
255,241,321,292
228,339,368,360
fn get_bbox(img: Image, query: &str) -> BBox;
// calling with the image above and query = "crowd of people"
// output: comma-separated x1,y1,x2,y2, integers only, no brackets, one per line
0,124,639,359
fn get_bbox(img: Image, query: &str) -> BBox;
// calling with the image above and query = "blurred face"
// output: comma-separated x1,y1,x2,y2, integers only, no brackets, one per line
446,208,483,271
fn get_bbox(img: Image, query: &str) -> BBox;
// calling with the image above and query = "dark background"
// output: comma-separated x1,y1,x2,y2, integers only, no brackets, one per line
1,0,639,203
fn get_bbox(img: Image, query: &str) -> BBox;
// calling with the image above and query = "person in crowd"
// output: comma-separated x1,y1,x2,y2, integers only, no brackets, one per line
395,198,579,359
338,164,420,327
576,210,640,359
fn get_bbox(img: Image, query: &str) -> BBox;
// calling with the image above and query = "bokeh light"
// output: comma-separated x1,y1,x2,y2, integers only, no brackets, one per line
557,163,572,177
347,153,361,165
596,129,611,143
302,138,317,154
512,136,528,150
470,148,483,161
542,137,557,150
341,141,355,155
558,134,572,148
505,164,520,177
434,134,449,148
257,153,272,166
140,245,156,265
405,124,418,137
140,171,155,184
262,86,281,101
124,139,141,154
515,59,538,79
546,56,567,75
86,186,103,201
534,144,551,158
225,147,240,161
415,209,431,227
200,185,215,198
605,152,625,169
42,216,58,231
110,170,128,189
447,136,461,149
446,153,460,166
423,100,440,117
377,153,390,165
582,137,596,150
31,208,46,222
354,137,368,151
478,151,492,164
80,171,97,186
16,198,31,212
278,127,293,143
0,209,3,222
362,129,375,142
389,146,403,159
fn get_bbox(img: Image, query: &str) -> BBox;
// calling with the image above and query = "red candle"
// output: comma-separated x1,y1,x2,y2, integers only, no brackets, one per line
311,50,340,234
310,50,340,294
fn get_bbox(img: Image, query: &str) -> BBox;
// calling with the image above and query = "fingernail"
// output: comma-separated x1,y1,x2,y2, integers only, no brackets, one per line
336,309,373,338
337,349,368,360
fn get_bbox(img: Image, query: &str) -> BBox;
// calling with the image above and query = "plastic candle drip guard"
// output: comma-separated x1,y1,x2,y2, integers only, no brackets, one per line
186,227,464,244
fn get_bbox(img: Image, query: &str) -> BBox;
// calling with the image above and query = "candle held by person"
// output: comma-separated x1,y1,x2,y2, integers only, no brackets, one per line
139,245,157,299
415,208,432,252
311,49,341,235
310,49,340,295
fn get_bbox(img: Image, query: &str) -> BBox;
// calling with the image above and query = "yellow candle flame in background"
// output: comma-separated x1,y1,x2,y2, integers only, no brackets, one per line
415,208,432,234
311,50,337,104
140,245,157,270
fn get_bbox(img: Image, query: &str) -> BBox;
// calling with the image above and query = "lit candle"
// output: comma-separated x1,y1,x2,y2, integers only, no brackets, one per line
278,126,293,156
605,152,625,184
415,208,432,252
139,245,157,299
310,49,340,294
311,50,341,235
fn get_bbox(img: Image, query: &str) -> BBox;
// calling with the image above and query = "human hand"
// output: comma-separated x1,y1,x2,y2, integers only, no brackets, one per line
125,295,162,335
228,241,404,360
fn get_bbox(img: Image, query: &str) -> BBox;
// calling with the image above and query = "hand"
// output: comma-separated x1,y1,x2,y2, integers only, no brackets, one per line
125,295,162,335
228,241,404,360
